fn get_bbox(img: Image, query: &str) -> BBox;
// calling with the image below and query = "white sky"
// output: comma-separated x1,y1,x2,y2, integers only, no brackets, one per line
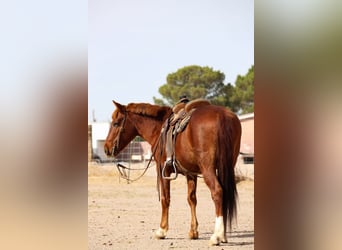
89,0,254,122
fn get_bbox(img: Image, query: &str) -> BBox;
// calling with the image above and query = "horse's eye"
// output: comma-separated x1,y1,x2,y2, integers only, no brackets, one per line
113,122,119,127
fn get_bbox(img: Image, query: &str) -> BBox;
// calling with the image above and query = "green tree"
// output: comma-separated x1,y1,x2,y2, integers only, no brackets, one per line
219,83,240,112
231,65,254,114
154,64,254,115
153,65,226,106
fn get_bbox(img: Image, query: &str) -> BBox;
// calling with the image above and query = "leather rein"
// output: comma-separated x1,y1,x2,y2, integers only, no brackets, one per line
112,111,159,183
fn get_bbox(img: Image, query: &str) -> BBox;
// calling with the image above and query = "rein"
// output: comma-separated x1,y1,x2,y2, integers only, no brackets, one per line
115,129,161,183
115,155,154,183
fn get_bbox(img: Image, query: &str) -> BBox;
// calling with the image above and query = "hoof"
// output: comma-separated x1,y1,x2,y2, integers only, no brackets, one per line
208,234,227,246
154,227,167,239
188,230,199,239
221,236,228,243
209,235,220,246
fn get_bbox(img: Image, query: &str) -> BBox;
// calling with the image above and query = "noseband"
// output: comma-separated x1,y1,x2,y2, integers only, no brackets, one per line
112,111,127,156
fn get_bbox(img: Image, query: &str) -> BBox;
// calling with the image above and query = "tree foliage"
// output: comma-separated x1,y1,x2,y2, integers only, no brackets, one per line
154,65,254,114
231,65,254,114
153,65,226,106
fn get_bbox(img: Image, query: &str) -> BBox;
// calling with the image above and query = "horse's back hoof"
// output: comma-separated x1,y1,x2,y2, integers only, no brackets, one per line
208,234,228,245
154,227,167,239
209,235,220,246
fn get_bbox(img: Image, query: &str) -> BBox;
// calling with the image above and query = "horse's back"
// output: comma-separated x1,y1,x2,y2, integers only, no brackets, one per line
176,104,241,169
190,104,240,134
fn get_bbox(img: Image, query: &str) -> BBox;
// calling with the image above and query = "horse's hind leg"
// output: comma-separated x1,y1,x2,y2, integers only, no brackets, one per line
186,175,199,239
202,170,227,245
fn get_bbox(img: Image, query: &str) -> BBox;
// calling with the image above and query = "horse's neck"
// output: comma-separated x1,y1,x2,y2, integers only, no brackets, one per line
134,116,165,146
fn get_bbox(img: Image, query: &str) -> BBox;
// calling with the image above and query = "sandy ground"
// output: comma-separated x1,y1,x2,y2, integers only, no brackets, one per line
88,161,254,249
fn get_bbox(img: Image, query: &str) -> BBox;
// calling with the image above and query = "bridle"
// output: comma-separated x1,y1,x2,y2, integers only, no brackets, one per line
111,111,127,157
111,110,160,183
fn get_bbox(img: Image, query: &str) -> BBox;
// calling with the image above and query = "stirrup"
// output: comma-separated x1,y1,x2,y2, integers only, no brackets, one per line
162,160,178,180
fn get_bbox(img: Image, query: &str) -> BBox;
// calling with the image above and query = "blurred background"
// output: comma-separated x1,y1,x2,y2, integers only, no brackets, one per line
0,0,341,249
255,1,342,249
0,1,87,249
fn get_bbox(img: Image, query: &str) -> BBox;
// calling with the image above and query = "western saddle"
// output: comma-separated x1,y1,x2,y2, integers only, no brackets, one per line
160,98,210,179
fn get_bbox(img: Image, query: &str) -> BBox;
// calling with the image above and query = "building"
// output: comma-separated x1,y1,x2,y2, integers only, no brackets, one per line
239,113,254,164
88,122,149,163
88,122,112,163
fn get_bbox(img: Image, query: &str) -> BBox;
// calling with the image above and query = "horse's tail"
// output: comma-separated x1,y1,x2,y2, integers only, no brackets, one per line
216,113,241,233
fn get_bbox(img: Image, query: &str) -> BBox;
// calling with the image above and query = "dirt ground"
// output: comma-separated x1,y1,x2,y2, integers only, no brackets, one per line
88,161,254,249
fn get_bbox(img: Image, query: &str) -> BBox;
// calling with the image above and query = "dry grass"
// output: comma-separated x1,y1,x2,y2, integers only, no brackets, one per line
88,163,118,177
89,162,254,182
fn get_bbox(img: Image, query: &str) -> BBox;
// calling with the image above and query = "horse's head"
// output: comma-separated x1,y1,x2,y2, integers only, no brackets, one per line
104,101,138,157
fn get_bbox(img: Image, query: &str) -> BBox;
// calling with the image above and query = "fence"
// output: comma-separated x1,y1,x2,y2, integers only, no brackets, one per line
115,141,146,162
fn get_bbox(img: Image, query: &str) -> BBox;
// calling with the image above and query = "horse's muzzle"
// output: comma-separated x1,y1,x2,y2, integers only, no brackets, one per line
111,145,118,156
104,143,118,157
104,144,112,156
104,146,109,156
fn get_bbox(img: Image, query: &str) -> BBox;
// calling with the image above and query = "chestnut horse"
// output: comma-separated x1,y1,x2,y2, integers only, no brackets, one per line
104,101,241,246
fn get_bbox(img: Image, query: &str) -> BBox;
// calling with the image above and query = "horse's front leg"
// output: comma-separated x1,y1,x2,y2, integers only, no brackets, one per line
155,171,171,239
187,175,199,239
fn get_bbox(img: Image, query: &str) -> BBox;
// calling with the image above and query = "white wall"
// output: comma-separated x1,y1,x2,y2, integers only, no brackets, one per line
89,122,110,150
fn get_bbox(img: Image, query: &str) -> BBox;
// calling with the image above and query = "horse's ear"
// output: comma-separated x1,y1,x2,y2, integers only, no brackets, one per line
112,100,126,113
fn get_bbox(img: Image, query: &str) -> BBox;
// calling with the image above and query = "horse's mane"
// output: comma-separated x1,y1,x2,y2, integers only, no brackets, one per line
126,103,172,120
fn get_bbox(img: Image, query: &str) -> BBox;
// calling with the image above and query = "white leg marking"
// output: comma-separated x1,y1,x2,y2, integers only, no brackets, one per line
209,216,225,246
154,227,167,239
215,216,224,236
